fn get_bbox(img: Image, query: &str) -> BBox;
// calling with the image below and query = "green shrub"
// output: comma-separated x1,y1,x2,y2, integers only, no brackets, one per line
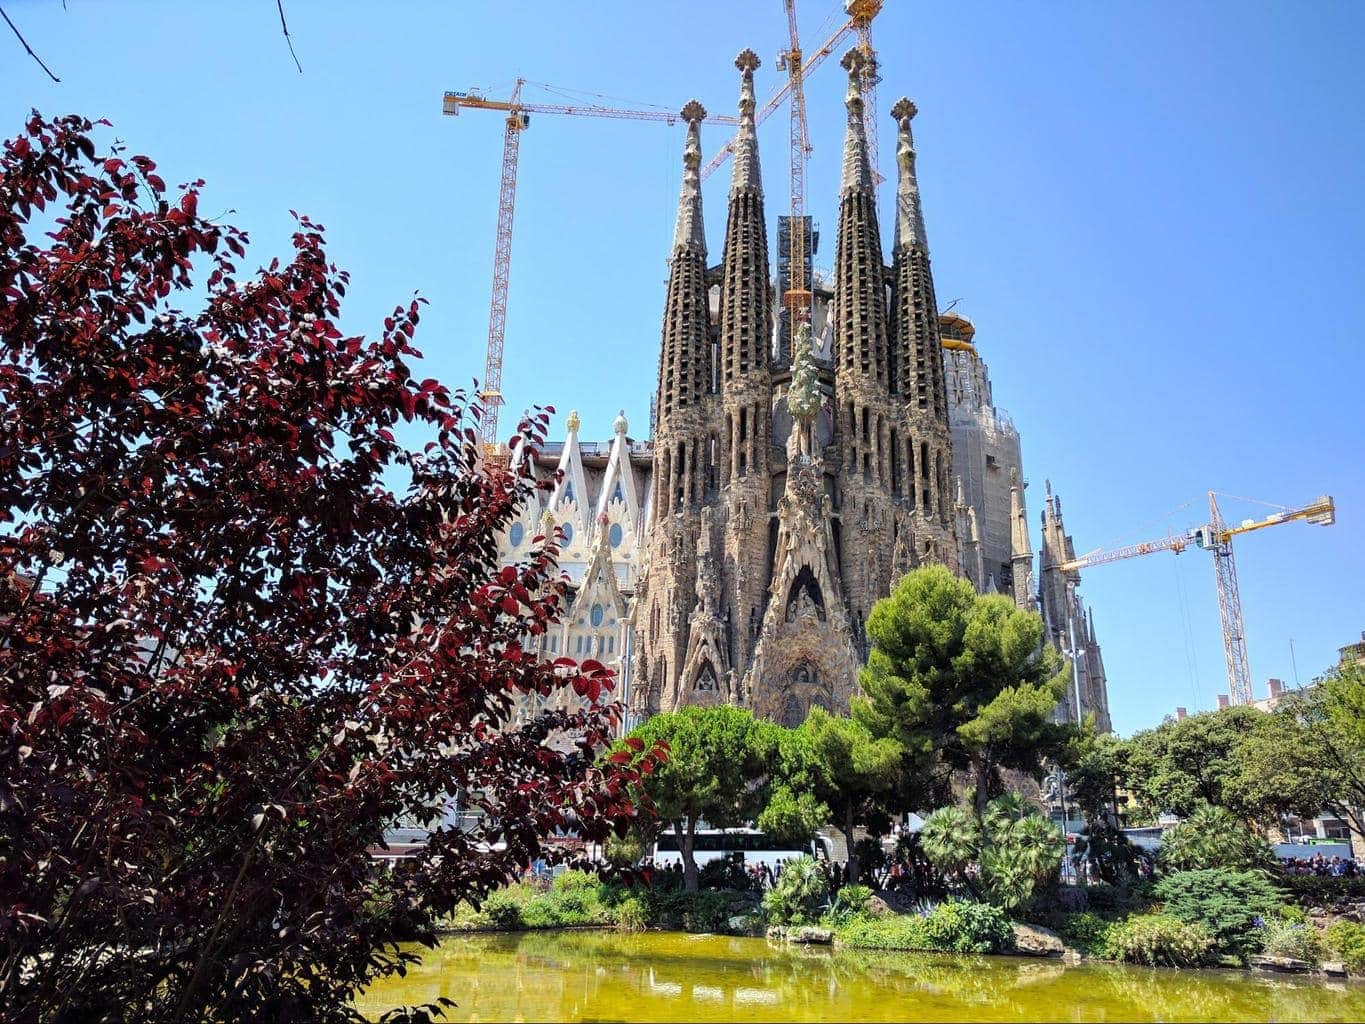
678,889,737,933
762,856,829,926
1086,879,1155,917
1056,911,1118,958
481,889,524,930
552,869,600,893
614,896,648,933
1110,913,1212,967
826,884,874,925
1156,805,1276,873
835,912,932,951
922,899,1014,954
1282,874,1365,909
1257,918,1327,965
1152,868,1284,958
1325,921,1365,973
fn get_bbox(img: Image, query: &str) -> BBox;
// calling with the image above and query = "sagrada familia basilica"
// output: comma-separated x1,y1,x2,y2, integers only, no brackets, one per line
500,49,1112,733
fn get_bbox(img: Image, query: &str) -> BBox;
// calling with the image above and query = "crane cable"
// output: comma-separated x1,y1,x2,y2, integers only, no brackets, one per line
1171,547,1203,712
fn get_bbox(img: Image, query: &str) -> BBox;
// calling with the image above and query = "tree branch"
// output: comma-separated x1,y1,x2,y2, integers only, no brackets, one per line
0,4,60,83
276,0,302,74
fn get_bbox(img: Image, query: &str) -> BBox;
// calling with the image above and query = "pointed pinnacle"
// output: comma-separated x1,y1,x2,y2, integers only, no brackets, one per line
730,51,762,195
735,47,760,74
680,99,707,125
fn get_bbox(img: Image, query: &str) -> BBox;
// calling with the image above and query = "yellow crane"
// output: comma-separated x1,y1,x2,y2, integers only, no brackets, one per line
441,83,737,463
1054,492,1336,706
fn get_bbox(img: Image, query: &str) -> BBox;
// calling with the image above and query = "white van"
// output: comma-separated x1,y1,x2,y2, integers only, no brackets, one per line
652,828,816,870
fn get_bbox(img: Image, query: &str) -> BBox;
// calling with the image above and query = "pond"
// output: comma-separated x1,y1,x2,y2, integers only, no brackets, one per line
356,930,1365,1022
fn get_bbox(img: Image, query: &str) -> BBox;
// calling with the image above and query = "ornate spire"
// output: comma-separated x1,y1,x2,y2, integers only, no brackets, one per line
672,100,706,254
840,49,875,195
656,100,712,424
718,55,771,393
730,49,762,197
832,48,890,388
891,97,928,251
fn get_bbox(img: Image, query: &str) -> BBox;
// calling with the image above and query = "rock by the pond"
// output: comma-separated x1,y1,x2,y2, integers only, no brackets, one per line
791,926,833,945
726,914,760,935
1011,923,1064,958
1249,954,1312,973
1323,961,1349,977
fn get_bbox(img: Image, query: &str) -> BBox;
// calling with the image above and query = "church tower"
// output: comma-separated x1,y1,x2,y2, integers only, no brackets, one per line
718,50,777,689
888,92,957,571
637,100,714,714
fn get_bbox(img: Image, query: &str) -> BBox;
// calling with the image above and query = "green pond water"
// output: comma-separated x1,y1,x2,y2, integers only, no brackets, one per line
356,930,1365,1022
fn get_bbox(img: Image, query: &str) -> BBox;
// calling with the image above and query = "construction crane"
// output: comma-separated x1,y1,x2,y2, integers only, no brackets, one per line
700,0,883,185
441,83,737,463
1055,492,1336,706
779,0,814,341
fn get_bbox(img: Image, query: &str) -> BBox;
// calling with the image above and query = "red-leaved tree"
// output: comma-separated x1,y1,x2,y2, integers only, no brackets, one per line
0,113,659,1022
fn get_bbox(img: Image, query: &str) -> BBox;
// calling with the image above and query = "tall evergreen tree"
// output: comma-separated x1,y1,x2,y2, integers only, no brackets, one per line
854,565,1072,812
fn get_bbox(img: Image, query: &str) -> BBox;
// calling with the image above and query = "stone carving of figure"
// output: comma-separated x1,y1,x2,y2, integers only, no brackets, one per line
786,322,820,464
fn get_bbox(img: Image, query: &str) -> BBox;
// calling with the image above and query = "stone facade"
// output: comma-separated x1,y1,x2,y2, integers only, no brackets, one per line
495,48,1113,735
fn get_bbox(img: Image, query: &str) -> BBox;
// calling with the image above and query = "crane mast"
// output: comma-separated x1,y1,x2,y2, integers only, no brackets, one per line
1056,492,1336,706
782,0,813,340
441,87,737,463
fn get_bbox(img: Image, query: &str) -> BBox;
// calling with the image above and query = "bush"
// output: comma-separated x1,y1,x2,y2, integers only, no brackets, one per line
1156,805,1276,873
1152,868,1284,958
836,912,932,951
1086,879,1155,917
827,884,874,925
552,869,600,893
1282,874,1365,909
1110,913,1213,967
1325,921,1365,973
481,890,524,930
1056,911,1118,958
1257,918,1327,965
614,896,648,933
922,899,1014,954
762,856,829,926
678,890,739,933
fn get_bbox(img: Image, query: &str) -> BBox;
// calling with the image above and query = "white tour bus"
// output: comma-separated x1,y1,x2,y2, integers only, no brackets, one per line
651,828,822,870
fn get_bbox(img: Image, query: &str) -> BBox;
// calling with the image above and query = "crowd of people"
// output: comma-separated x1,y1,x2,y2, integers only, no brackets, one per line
1282,853,1362,877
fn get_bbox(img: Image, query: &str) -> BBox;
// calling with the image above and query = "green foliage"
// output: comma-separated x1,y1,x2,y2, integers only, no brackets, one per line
1123,706,1262,817
603,830,646,868
1109,913,1213,967
920,795,1063,911
855,566,1074,810
1063,724,1126,819
1152,868,1285,958
921,899,1015,954
832,900,1011,954
552,870,599,893
1084,879,1155,917
619,705,778,889
480,890,524,930
1156,805,1276,873
1281,874,1365,908
835,912,932,951
1073,821,1147,884
613,896,648,933
1055,912,1118,958
827,884,874,926
762,856,829,926
1325,921,1365,973
1257,918,1327,965
920,805,982,878
796,707,903,882
1243,665,1365,841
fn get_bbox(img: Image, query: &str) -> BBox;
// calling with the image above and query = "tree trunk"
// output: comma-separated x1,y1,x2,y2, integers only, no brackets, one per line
843,806,860,886
678,820,699,892
972,755,992,815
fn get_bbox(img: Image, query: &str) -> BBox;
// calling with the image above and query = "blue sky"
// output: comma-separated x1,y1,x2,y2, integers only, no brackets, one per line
4,1,1361,735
